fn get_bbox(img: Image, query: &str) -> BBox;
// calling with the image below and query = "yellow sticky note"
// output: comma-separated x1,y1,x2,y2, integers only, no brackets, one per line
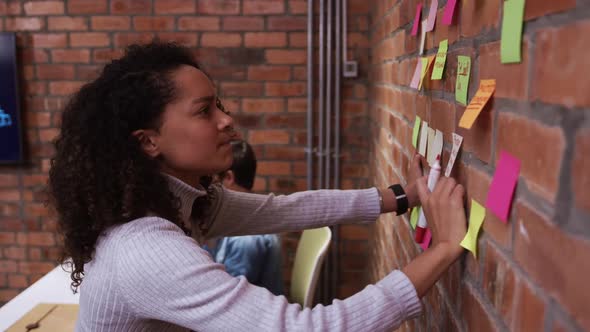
460,199,486,258
410,207,420,229
418,56,435,90
458,79,496,129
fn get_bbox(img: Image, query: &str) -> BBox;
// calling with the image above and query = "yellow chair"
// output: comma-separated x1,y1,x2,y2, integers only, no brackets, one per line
289,227,332,308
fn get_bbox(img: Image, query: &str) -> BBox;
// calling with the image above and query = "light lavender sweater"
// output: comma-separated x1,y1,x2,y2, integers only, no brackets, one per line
75,176,422,331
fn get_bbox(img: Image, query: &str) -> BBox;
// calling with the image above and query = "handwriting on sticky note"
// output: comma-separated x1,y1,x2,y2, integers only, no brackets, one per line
410,206,420,229
501,0,526,64
460,199,486,258
411,4,423,36
485,151,521,223
431,39,448,80
419,56,435,90
412,116,421,148
420,228,432,250
455,56,471,105
430,130,443,166
419,19,428,54
426,127,436,164
425,0,438,32
419,121,428,157
458,79,496,129
444,133,463,177
410,60,422,89
442,0,458,25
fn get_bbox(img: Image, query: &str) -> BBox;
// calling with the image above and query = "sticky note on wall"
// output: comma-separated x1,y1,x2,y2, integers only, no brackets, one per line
427,127,436,164
431,39,448,80
410,207,420,229
412,116,422,148
486,151,521,223
425,0,438,32
458,79,496,129
411,4,423,36
419,121,429,157
410,60,422,89
442,0,458,25
460,199,486,258
444,133,463,177
419,19,428,55
455,56,471,105
501,0,526,64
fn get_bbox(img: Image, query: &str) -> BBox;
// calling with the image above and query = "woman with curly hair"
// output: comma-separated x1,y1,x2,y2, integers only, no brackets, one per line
48,41,467,331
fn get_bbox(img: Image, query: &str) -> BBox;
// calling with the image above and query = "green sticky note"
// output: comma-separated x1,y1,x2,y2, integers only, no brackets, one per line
460,199,486,258
412,116,421,148
410,206,420,229
501,0,526,64
455,55,471,105
431,39,448,80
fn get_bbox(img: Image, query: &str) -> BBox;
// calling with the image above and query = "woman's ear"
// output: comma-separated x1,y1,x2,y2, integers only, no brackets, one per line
222,170,235,187
132,129,160,158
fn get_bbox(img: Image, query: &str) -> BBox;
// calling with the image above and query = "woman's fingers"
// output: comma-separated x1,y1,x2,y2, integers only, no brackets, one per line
415,176,429,205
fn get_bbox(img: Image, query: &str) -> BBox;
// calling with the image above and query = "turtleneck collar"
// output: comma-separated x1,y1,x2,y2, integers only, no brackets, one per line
163,173,208,224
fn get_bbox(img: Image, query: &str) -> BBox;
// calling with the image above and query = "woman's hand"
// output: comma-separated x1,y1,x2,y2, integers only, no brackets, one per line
405,154,426,208
416,176,467,261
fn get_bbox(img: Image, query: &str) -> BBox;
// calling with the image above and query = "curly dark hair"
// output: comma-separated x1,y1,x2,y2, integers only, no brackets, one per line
48,42,208,292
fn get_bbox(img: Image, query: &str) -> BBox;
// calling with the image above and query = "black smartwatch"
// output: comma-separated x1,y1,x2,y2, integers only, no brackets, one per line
388,184,409,216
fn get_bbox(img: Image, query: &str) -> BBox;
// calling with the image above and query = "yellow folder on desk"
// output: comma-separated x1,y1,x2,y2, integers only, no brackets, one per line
7,303,78,332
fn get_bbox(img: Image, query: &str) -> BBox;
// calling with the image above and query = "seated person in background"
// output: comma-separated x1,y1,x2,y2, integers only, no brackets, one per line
204,139,284,296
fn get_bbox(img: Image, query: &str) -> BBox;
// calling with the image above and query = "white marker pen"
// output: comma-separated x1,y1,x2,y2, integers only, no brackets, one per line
415,155,442,243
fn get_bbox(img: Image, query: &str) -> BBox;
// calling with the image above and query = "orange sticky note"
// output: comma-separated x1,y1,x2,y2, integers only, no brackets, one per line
458,79,496,129
418,55,436,90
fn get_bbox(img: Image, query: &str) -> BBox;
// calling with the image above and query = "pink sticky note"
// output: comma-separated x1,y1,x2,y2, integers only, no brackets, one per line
442,0,458,25
420,228,432,250
425,0,438,32
485,151,521,223
411,4,423,36
410,60,422,89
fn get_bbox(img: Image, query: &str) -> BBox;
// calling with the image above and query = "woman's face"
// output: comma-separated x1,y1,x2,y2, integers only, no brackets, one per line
143,65,236,186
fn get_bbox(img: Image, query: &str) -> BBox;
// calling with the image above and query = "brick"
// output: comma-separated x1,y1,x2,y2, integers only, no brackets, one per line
515,202,590,330
133,17,174,31
201,32,241,47
242,98,284,113
92,16,131,30
533,22,590,108
429,98,455,142
49,81,84,96
479,40,528,100
0,175,19,187
0,260,18,273
572,129,590,212
31,33,67,48
4,246,25,260
267,17,306,31
93,48,124,63
39,128,59,142
48,16,87,31
18,261,54,274
17,232,55,246
155,0,195,14
8,274,28,288
22,49,49,64
287,98,306,113
257,161,291,175
51,49,90,63
157,33,198,47
24,1,64,15
245,32,287,48
265,50,306,64
24,81,47,95
510,280,546,332
23,174,47,187
461,283,497,332
525,0,576,20
0,289,19,302
265,82,306,97
0,1,22,15
289,1,307,14
70,33,110,47
265,114,305,129
459,0,500,38
68,0,107,14
110,0,151,14
483,243,517,323
178,17,220,31
496,113,564,202
222,17,264,31
264,146,305,160
248,130,290,144
433,8,459,45
5,18,44,31
37,64,75,80
198,0,239,14
248,65,290,81
113,33,154,47
349,0,370,14
243,1,285,15
456,103,493,164
288,32,306,48
220,82,263,97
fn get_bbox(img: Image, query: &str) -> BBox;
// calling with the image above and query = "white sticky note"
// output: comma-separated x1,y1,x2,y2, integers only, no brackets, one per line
419,19,428,55
419,121,429,157
445,133,463,177
430,129,443,165
426,127,436,165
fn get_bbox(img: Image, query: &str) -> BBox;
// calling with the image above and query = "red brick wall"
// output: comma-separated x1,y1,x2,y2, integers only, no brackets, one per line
0,0,371,304
369,0,589,331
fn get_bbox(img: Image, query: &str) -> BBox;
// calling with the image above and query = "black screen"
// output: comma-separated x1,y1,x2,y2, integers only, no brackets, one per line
0,33,23,163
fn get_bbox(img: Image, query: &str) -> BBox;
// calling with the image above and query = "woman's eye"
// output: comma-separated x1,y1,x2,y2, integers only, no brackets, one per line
197,107,211,116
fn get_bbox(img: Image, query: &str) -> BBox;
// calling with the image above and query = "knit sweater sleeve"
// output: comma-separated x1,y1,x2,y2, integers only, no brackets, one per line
203,187,381,238
115,217,422,331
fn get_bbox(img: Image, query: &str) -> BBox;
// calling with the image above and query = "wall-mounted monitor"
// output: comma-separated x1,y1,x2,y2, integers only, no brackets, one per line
0,33,24,164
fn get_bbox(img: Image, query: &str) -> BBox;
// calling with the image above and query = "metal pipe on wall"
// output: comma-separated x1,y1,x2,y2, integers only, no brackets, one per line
325,0,332,191
306,0,313,191
317,0,325,191
332,0,342,299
